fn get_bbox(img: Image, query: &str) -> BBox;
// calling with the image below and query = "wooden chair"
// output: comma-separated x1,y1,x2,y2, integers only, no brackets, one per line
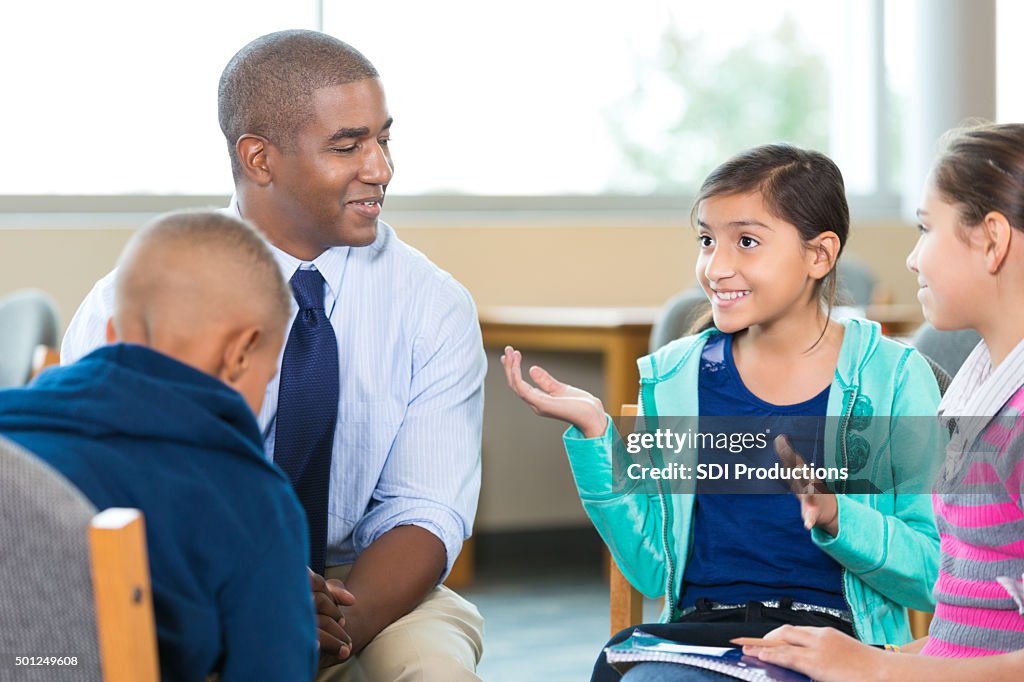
908,610,933,641
609,547,646,638
90,508,160,682
609,404,645,636
608,406,934,639
444,536,476,589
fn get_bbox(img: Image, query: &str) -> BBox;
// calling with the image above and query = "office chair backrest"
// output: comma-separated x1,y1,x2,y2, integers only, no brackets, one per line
0,289,60,387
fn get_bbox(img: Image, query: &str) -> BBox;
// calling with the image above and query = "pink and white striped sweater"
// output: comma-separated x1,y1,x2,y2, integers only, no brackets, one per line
922,340,1024,658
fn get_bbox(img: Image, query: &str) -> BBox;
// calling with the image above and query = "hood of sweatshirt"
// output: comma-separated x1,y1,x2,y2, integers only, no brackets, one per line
0,343,267,468
639,316,884,387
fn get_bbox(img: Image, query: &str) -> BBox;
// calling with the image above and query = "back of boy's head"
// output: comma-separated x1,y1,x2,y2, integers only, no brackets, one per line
692,143,851,308
113,210,290,355
932,122,1024,234
218,29,379,180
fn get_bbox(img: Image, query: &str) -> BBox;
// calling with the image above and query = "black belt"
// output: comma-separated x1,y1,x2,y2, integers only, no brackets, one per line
678,599,853,624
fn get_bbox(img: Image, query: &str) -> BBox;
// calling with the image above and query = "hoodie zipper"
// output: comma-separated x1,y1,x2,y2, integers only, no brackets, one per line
837,387,861,640
639,381,677,621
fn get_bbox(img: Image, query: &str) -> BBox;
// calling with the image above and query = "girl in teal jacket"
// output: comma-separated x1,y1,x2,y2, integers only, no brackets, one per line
502,144,944,680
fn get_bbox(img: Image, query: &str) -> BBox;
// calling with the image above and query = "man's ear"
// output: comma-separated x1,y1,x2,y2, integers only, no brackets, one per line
105,317,118,344
221,327,261,385
979,210,1013,274
808,231,841,280
236,135,274,186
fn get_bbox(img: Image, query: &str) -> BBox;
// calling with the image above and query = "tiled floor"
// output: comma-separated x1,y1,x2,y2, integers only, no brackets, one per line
463,564,606,681
460,531,661,681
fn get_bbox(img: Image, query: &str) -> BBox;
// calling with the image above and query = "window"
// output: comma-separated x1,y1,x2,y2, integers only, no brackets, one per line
325,0,888,197
3,0,981,209
1,0,314,195
997,0,1024,121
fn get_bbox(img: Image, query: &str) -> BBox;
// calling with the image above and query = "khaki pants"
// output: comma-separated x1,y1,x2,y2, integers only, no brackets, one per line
315,565,484,682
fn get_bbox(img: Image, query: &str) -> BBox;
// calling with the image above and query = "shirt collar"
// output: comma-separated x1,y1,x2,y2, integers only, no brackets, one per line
228,194,349,302
939,335,1024,433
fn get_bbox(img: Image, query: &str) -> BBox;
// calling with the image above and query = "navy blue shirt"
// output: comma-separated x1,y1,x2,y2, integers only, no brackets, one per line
679,333,847,610
0,345,318,682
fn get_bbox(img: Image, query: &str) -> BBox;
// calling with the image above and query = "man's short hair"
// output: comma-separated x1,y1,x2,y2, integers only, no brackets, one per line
218,29,379,179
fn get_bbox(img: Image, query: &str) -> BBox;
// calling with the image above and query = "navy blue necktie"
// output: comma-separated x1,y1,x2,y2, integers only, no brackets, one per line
274,269,339,575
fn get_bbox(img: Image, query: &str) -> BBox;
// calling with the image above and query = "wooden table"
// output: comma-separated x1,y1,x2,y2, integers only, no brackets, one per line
478,306,660,412
863,303,924,337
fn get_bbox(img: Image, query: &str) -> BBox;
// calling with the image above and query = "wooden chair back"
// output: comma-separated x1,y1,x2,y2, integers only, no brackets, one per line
89,508,159,682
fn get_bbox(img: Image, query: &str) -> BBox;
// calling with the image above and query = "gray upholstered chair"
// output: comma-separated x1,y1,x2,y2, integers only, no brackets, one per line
0,289,61,387
0,436,158,681
911,323,981,379
835,256,879,307
649,287,709,353
0,435,103,680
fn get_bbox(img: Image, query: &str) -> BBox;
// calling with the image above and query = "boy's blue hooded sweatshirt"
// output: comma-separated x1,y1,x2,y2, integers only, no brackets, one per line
0,344,317,682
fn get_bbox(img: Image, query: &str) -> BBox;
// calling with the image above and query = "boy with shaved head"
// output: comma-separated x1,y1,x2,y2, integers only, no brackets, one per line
62,30,487,681
110,210,290,403
0,211,318,682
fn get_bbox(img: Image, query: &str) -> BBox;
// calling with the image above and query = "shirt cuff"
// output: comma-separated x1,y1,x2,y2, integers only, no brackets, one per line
811,494,886,574
358,506,467,583
564,416,628,499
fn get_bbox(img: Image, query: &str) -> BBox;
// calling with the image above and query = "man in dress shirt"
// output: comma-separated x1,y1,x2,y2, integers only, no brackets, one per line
61,30,486,682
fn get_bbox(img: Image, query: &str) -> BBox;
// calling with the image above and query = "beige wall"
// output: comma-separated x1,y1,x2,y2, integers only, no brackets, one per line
0,216,921,331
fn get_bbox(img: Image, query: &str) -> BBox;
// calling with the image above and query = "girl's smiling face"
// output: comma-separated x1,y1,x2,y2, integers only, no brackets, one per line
907,178,990,331
696,191,832,334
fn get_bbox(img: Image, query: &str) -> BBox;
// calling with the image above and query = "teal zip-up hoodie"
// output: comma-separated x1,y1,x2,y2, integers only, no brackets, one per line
563,318,944,645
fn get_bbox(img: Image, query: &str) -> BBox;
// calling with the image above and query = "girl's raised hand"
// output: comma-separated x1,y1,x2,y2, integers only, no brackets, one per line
500,346,608,438
774,435,840,537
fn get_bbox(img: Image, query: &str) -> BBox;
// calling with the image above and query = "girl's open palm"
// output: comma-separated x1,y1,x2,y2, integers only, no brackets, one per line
500,346,608,438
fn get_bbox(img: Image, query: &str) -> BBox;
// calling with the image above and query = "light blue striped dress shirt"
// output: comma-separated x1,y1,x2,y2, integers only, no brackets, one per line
61,215,486,577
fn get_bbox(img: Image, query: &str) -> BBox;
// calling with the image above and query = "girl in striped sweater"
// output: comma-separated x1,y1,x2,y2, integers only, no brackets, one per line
744,123,1024,680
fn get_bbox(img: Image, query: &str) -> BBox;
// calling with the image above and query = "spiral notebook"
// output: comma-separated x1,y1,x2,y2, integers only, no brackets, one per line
605,630,814,681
